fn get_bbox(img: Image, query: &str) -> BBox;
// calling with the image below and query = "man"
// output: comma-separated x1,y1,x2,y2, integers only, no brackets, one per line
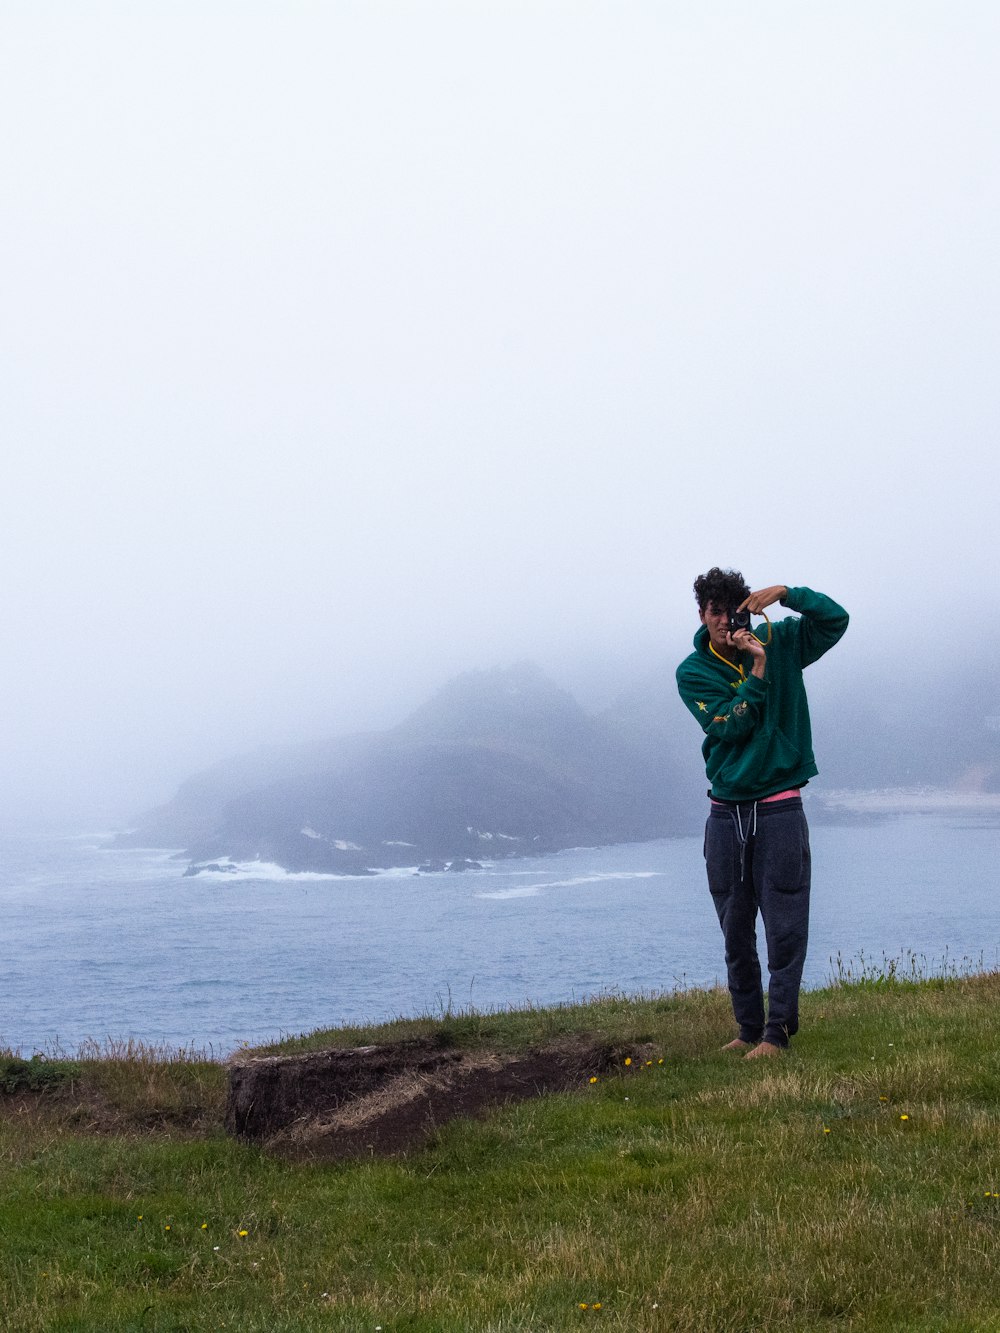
675,569,848,1059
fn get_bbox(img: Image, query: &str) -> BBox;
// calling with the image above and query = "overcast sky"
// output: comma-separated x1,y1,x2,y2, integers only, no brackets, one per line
1,1,997,826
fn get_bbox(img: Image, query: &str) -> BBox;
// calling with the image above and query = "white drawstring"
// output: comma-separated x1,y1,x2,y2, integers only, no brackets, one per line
732,801,758,880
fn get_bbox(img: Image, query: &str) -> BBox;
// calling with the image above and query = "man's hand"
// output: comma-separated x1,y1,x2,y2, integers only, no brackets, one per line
740,585,788,614
726,627,767,678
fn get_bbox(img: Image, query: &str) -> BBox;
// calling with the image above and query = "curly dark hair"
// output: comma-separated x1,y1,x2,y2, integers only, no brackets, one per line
693,567,750,613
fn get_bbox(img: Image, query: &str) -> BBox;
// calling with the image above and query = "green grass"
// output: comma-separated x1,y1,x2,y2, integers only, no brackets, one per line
0,1054,83,1095
3,973,1000,1330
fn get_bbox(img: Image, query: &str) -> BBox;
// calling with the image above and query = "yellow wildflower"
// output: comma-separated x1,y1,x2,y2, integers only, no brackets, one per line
900,1114,909,1122
624,1057,632,1066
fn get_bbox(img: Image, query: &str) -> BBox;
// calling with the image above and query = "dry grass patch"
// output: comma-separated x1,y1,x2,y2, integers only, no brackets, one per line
0,1041,226,1138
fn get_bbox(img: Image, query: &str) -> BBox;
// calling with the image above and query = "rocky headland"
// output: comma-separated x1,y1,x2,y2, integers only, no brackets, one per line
116,663,703,875
115,657,998,877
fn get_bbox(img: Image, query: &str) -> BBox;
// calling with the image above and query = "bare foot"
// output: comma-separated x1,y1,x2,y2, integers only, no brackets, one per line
721,1038,753,1052
744,1041,783,1060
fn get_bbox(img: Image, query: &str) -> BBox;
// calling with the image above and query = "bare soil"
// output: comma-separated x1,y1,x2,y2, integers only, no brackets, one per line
225,1035,645,1160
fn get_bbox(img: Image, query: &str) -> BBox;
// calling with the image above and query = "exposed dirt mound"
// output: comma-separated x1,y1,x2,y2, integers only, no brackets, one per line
225,1036,641,1159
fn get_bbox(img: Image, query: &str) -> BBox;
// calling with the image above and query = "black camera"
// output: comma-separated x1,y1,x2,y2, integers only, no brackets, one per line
727,607,752,634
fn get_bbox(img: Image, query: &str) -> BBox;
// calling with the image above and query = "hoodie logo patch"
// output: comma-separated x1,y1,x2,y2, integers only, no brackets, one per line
696,701,707,712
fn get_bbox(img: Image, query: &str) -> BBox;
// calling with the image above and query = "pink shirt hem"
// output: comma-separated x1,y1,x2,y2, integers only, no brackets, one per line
711,788,800,807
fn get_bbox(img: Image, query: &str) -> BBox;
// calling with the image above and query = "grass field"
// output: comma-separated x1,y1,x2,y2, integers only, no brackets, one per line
3,969,1000,1331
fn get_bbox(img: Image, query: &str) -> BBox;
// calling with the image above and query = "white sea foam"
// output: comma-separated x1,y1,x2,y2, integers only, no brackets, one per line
476,883,546,899
476,871,662,900
189,859,356,883
189,857,429,882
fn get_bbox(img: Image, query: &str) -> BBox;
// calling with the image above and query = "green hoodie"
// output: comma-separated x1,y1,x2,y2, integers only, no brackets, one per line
675,587,849,802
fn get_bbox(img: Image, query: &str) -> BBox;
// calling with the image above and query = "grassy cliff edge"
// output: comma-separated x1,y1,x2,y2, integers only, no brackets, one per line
2,972,1000,1330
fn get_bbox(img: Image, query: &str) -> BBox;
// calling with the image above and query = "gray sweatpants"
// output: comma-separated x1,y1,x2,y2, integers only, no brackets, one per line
704,796,811,1047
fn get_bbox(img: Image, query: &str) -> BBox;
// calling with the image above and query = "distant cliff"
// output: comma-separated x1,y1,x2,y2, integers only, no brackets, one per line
117,657,999,876
117,663,698,874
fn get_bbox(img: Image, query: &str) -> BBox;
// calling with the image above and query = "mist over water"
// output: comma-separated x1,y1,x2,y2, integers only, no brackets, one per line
1,3,997,829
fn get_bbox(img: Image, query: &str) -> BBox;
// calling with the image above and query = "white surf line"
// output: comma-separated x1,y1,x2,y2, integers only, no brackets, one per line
476,870,663,900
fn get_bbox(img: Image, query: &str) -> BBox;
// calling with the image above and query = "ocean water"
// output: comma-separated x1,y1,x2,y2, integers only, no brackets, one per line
0,813,997,1055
